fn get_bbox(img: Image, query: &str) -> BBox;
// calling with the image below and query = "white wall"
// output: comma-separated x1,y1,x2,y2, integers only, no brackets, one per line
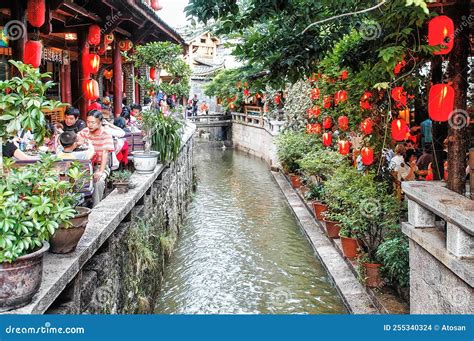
232,123,279,166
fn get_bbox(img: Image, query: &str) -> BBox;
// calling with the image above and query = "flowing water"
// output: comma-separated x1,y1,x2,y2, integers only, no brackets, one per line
155,144,347,314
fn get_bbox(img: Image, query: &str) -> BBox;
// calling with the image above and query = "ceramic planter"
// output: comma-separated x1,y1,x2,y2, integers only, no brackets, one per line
50,207,91,254
312,201,328,220
363,263,383,288
323,219,341,239
289,174,301,189
340,234,359,260
0,242,49,312
132,151,160,173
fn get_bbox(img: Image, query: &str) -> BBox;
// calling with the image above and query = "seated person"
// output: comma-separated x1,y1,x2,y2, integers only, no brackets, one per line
396,149,419,181
2,140,37,160
60,106,86,133
416,144,433,177
78,110,115,206
57,131,95,160
131,104,142,117
389,144,406,170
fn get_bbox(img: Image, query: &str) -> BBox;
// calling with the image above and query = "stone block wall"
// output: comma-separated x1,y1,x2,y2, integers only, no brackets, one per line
232,122,279,166
45,138,194,314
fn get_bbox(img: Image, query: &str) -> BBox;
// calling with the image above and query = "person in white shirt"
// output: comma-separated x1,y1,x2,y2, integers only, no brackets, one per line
389,144,406,170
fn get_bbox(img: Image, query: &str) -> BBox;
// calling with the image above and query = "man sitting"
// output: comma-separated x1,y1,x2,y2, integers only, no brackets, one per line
57,131,95,160
60,106,86,133
78,110,115,206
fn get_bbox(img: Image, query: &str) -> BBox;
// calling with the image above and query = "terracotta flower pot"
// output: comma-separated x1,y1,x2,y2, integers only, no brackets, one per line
312,201,328,220
50,207,91,254
0,242,49,312
340,235,359,260
289,174,301,189
363,263,383,288
323,219,341,239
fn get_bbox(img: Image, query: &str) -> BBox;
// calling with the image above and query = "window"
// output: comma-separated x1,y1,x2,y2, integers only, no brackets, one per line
201,38,206,43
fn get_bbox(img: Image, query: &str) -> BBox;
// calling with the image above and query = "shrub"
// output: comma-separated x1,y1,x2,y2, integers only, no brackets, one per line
377,235,410,288
276,131,318,173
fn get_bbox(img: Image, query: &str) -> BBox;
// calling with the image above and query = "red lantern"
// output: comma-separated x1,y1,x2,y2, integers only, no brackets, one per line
88,25,101,46
24,40,42,68
393,60,406,75
360,118,374,135
119,40,133,52
151,0,163,10
361,147,374,166
83,79,99,101
338,116,349,131
306,124,313,134
341,70,349,80
243,89,250,97
334,90,348,105
150,67,156,80
312,123,322,135
104,34,114,45
27,0,46,28
338,140,350,155
229,103,236,110
391,87,407,106
310,88,320,100
360,91,372,110
391,118,408,141
428,84,455,122
307,106,321,118
274,94,281,104
104,69,113,80
323,96,332,109
428,15,454,55
88,54,100,74
323,117,332,129
322,132,332,147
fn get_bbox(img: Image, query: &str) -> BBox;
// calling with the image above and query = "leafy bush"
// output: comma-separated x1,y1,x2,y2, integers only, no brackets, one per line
298,149,345,180
110,170,132,183
0,155,85,262
276,131,318,173
377,235,410,288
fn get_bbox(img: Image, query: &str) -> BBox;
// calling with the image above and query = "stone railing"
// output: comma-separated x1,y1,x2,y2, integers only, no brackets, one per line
231,112,285,136
3,123,196,314
401,181,474,314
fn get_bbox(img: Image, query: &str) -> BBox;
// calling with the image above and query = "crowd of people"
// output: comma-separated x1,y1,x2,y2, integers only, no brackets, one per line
1,97,149,207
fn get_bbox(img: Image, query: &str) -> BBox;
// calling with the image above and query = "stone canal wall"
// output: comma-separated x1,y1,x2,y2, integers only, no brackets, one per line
8,124,196,315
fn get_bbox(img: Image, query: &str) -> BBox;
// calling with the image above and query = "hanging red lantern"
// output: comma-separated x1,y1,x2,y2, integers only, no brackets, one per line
104,34,114,45
391,86,407,106
88,53,100,74
310,88,320,100
361,147,374,166
83,79,99,101
151,0,163,10
307,106,321,118
334,90,348,105
338,116,349,131
150,67,156,80
88,25,101,46
428,84,455,122
24,40,43,68
27,0,46,28
323,117,332,129
229,102,236,110
341,70,349,80
360,91,372,110
243,89,250,97
312,123,322,135
338,140,350,155
104,69,113,80
274,94,281,104
322,132,332,147
428,15,454,55
323,96,332,109
391,118,408,141
360,118,374,135
119,40,133,52
306,124,313,135
393,60,406,75
244,82,249,88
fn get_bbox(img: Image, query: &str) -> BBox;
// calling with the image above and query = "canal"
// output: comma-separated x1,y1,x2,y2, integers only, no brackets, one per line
155,144,347,314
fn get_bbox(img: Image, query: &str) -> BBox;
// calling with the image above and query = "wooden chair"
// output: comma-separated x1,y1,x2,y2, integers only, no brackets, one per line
42,106,66,125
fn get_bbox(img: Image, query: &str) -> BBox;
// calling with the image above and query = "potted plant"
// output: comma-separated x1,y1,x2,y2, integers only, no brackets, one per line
0,155,79,310
110,170,132,194
133,109,183,173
